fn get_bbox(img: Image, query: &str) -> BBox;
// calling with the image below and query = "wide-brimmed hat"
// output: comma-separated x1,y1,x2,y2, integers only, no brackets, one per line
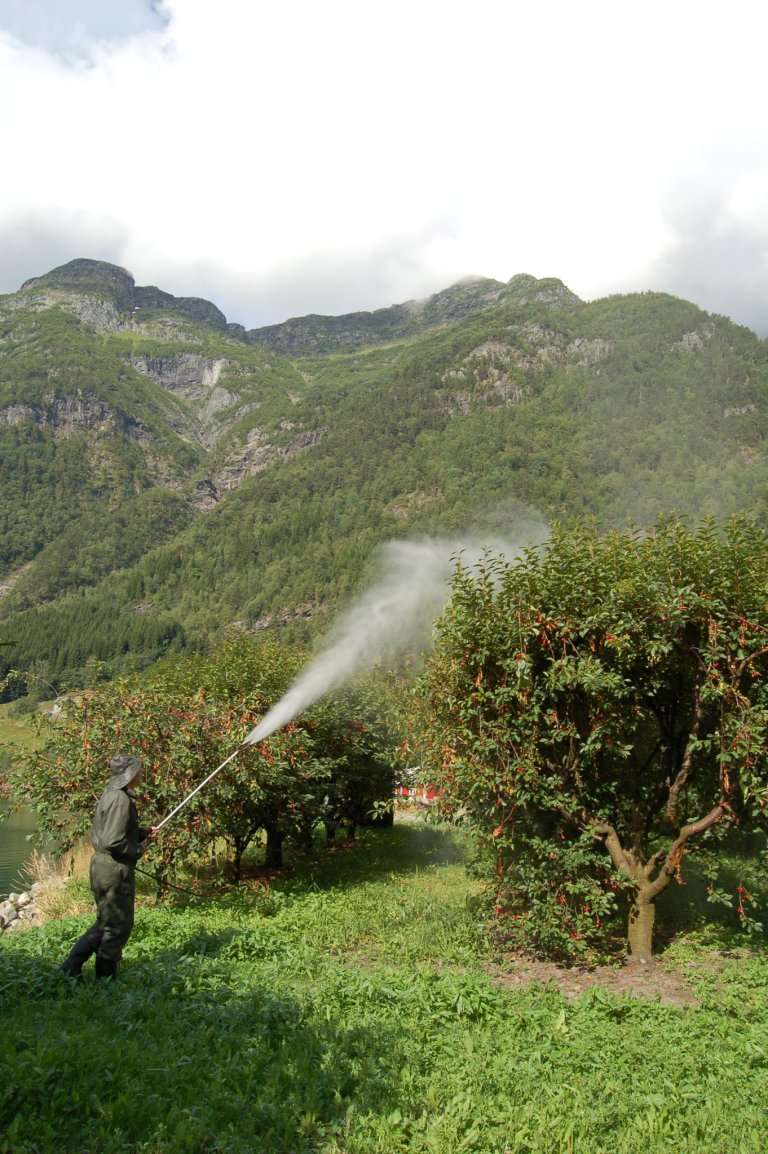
108,753,142,790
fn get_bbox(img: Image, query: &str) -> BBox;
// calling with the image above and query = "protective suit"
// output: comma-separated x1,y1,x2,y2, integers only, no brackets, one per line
59,754,151,980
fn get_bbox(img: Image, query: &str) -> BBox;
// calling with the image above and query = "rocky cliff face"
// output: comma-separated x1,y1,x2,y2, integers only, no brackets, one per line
128,353,251,448
3,260,320,494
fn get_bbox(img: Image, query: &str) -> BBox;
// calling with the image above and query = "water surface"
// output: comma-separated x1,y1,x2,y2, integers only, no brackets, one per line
0,802,37,897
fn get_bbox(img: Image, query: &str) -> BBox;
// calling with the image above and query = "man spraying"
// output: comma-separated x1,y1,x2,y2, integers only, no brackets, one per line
59,754,155,981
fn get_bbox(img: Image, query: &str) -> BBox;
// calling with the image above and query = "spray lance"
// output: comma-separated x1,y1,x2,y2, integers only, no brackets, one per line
153,745,246,833
152,720,273,833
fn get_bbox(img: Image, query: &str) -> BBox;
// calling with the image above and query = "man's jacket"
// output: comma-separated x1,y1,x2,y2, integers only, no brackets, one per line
91,785,147,865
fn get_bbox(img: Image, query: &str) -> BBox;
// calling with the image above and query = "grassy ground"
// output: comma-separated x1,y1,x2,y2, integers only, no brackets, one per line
1,820,767,1154
0,702,41,750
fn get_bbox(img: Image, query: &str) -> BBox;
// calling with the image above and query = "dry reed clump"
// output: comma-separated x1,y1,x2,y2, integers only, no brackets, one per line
21,844,93,921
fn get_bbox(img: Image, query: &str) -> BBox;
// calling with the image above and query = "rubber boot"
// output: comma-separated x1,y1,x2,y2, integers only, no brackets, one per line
95,955,118,981
59,931,99,979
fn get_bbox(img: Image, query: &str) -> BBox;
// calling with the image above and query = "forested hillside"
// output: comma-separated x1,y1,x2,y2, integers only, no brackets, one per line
1,259,767,689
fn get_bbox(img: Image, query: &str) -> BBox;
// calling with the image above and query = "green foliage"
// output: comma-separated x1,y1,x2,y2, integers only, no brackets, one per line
413,516,768,959
0,590,186,695
1,823,768,1153
6,488,194,607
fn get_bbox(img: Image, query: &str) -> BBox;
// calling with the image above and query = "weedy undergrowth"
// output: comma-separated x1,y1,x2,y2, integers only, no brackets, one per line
1,820,767,1154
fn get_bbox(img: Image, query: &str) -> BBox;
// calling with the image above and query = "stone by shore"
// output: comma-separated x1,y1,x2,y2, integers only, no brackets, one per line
0,885,44,931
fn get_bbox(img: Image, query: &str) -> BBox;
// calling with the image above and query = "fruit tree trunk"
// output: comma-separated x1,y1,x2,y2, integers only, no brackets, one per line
627,891,656,960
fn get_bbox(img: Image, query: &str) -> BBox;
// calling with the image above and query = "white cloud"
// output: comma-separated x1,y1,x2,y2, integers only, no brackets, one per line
2,0,768,334
0,0,168,60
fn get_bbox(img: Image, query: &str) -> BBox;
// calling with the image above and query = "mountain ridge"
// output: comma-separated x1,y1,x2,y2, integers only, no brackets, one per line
1,258,767,690
13,258,583,352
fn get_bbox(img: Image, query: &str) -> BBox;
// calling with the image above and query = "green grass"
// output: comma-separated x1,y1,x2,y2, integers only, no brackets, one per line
2,821,767,1154
0,706,40,751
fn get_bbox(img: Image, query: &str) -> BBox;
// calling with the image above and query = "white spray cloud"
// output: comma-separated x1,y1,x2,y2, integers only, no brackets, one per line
244,524,547,745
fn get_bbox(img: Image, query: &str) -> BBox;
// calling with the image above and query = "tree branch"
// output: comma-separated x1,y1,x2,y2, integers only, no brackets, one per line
734,644,768,686
647,804,726,900
666,673,704,824
590,818,637,880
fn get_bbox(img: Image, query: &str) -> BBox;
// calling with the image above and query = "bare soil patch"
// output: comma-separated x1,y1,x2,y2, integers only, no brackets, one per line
490,952,703,1008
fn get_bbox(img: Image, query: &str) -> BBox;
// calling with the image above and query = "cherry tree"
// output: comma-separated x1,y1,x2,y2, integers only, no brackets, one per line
415,517,768,959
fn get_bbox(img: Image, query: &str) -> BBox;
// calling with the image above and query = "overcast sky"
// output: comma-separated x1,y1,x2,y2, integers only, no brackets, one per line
1,0,767,334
